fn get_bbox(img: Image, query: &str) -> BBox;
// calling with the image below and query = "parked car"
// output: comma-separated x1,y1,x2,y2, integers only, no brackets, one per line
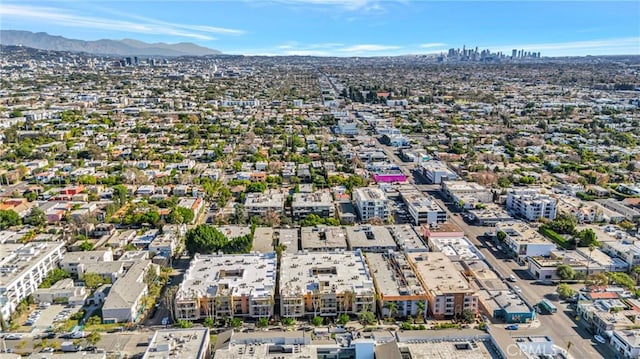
505,324,519,331
4,333,23,340
508,275,517,282
41,347,55,353
594,335,606,344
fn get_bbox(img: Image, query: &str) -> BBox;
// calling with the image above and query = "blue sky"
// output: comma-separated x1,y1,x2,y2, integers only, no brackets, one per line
1,1,638,56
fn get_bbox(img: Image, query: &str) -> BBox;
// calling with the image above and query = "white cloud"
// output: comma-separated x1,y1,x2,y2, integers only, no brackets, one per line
338,44,402,53
0,4,244,41
420,43,447,48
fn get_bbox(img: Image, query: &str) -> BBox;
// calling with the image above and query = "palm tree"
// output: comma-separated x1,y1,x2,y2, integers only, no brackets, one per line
585,244,595,281
340,290,355,314
416,301,426,324
384,302,398,320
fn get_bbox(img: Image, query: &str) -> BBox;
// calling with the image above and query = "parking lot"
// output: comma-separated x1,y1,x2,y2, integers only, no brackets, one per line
26,304,82,335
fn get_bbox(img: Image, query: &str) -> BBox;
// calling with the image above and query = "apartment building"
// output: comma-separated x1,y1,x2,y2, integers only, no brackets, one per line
0,242,65,321
102,260,156,323
367,251,428,319
59,250,113,276
279,250,376,318
496,221,557,260
400,190,447,225
505,189,557,221
244,190,285,217
353,187,390,222
610,330,640,359
174,253,277,321
345,225,397,253
292,190,335,220
407,252,478,320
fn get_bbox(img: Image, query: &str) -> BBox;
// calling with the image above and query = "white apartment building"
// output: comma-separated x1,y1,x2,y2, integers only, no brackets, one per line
144,328,211,359
292,191,335,220
506,189,557,221
496,221,557,259
441,180,493,209
174,253,277,321
0,242,65,321
420,161,457,184
279,250,375,318
353,187,390,222
400,190,447,225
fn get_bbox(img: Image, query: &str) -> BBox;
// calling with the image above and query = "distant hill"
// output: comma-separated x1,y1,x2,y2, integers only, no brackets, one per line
0,30,221,57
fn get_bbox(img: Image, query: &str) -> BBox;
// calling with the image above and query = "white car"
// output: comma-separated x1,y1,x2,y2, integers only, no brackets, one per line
513,286,522,292
594,335,606,344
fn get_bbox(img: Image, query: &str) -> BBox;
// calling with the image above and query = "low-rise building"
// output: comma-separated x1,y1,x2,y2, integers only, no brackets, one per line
345,225,397,252
0,242,65,321
59,250,114,276
388,225,428,252
102,260,156,323
611,330,640,359
528,250,605,281
279,250,375,318
400,190,447,226
479,290,535,324
244,189,285,217
300,226,348,251
467,205,514,226
441,181,493,209
143,328,211,359
420,161,457,184
174,252,277,321
33,278,87,306
407,252,478,320
291,190,335,220
367,251,428,319
496,221,556,260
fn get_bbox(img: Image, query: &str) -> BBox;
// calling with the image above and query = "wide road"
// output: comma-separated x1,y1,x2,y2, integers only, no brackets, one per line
374,142,611,358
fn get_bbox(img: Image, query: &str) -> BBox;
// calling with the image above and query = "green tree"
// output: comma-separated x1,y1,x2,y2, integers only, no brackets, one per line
230,318,242,328
257,317,269,328
40,268,70,288
556,265,576,280
83,273,111,289
557,283,576,299
576,228,598,247
281,317,295,326
174,319,193,328
460,309,475,324
0,209,21,229
336,314,350,326
79,240,94,251
24,208,46,227
185,225,253,255
203,317,215,328
311,316,323,326
358,311,376,326
85,331,101,346
384,302,398,319
496,231,507,242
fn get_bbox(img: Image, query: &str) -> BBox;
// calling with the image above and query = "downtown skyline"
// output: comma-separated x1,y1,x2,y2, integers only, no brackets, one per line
0,1,638,57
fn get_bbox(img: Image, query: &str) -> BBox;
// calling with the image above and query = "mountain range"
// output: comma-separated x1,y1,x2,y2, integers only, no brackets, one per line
0,30,221,57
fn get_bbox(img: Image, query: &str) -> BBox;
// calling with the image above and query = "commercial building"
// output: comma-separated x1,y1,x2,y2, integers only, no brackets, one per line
367,251,428,319
441,180,493,209
0,241,65,321
143,328,211,359
467,205,514,226
291,190,335,220
400,190,447,226
279,250,376,318
407,252,478,320
174,252,277,321
244,189,285,217
495,221,556,260
388,225,429,252
420,161,457,184
505,189,557,221
480,290,535,324
353,187,390,222
527,250,606,281
610,330,640,359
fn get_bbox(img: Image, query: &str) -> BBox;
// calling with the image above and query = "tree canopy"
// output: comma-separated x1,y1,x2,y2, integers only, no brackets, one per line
185,225,253,255
0,210,21,229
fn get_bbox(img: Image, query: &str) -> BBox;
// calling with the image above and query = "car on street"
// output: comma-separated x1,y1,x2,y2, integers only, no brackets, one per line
505,324,519,330
508,275,517,282
594,335,606,344
513,286,522,292
41,347,55,353
4,333,22,340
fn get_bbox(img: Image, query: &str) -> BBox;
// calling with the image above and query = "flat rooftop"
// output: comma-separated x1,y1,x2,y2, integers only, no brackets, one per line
400,341,496,359
277,228,300,253
143,328,209,359
300,226,348,250
292,191,333,207
215,225,252,239
280,250,374,297
0,241,64,287
253,227,275,252
176,252,276,301
345,225,397,250
430,236,483,262
400,191,443,212
367,251,426,298
388,225,428,252
498,222,551,245
407,252,474,295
